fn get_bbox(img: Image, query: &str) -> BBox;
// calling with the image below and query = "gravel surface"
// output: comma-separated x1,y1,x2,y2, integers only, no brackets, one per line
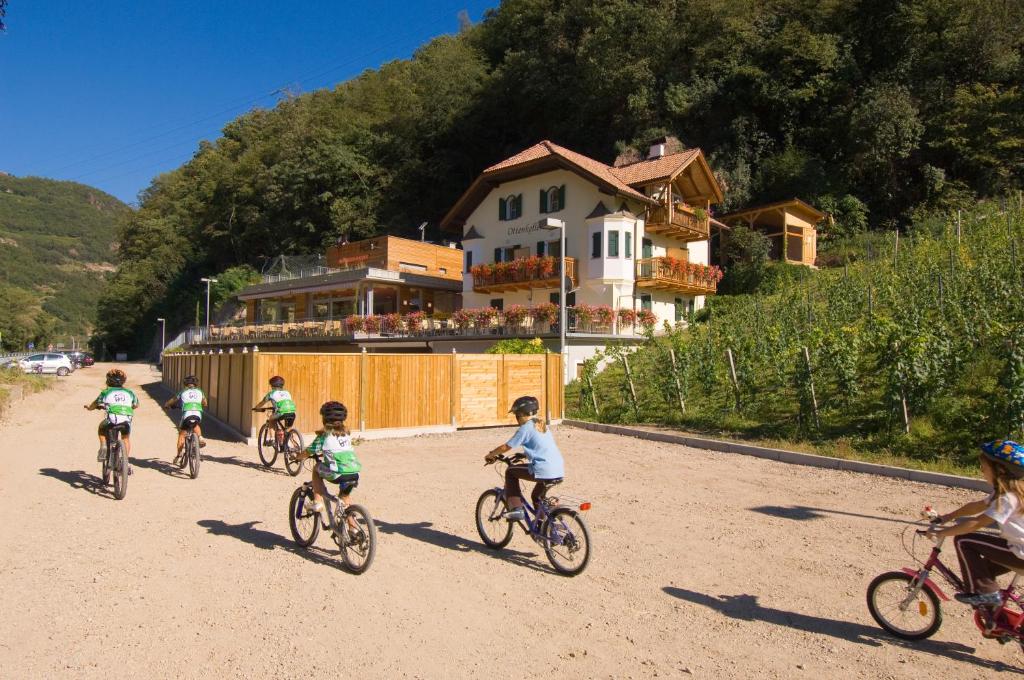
0,363,1019,678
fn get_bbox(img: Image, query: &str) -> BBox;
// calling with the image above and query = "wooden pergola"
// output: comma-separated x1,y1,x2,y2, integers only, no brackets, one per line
719,198,828,267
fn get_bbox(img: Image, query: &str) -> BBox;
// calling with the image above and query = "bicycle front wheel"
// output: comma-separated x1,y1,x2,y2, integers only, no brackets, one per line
112,443,128,500
475,489,513,549
288,486,320,547
340,504,377,574
257,422,277,467
542,509,592,576
866,571,942,640
187,432,200,479
283,430,304,477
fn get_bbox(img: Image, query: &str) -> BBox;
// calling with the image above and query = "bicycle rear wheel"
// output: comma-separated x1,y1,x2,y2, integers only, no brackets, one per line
340,504,377,574
542,509,591,576
475,489,513,549
866,571,942,640
187,431,200,479
112,440,128,500
283,429,304,477
288,486,320,547
257,422,278,467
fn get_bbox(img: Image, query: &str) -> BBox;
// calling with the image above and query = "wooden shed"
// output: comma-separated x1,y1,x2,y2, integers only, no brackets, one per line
720,199,827,267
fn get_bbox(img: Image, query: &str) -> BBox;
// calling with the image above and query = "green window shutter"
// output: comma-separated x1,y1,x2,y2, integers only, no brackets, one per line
608,231,619,257
558,185,566,210
516,194,523,217
592,232,602,258
498,197,507,221
539,189,548,214
625,232,632,258
537,240,546,257
494,247,502,263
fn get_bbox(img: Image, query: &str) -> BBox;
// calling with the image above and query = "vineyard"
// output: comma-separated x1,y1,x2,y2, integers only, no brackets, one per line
567,198,1024,474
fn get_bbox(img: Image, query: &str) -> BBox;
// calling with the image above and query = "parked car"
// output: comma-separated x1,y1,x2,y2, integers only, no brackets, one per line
18,353,75,376
62,351,95,368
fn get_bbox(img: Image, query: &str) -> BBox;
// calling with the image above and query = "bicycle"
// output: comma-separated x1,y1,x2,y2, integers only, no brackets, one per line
866,506,1024,647
252,407,304,475
99,411,130,500
475,454,593,576
287,453,377,573
168,409,201,479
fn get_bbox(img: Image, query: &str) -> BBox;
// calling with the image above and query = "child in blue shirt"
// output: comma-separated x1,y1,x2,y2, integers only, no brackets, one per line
485,395,565,521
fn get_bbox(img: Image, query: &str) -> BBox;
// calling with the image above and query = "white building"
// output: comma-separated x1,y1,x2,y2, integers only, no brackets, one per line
439,138,725,380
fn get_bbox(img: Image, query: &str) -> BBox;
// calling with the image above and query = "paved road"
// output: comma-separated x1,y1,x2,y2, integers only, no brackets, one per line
0,363,1017,678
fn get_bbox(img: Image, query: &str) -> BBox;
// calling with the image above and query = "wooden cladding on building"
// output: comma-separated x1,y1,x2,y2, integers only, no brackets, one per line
326,236,463,281
162,350,563,437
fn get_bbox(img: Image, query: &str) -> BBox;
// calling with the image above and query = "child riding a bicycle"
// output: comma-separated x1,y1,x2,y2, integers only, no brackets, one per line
84,368,140,462
926,440,1024,607
163,374,207,463
252,375,297,447
484,395,565,522
295,401,361,528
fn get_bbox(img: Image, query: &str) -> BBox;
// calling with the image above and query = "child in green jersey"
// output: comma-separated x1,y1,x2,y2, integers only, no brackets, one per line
163,374,208,463
84,368,140,461
252,375,297,448
295,401,361,527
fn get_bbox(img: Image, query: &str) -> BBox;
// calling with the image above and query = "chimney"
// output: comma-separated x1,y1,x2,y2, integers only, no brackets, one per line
648,142,666,159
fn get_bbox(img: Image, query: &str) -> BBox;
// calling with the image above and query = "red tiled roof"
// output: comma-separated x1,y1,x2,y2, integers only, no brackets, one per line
483,141,651,203
609,149,701,185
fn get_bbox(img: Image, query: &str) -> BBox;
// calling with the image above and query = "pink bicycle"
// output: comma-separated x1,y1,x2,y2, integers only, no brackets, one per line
866,507,1024,647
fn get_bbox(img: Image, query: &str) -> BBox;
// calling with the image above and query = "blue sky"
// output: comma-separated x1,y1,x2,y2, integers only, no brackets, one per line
0,1,495,204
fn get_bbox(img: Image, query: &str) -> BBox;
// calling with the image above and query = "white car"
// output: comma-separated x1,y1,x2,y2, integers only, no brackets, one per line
18,353,75,376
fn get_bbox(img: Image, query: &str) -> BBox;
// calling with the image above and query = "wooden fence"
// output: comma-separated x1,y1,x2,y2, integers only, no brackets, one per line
161,350,563,438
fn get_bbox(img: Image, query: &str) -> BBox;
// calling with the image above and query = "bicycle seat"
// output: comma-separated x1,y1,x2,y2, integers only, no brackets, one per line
107,423,130,433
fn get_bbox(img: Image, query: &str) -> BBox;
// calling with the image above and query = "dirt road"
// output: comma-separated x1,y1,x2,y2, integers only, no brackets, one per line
0,363,1018,678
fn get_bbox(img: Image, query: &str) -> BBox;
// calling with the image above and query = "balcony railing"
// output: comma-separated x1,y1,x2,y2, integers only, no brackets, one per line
646,204,709,242
471,257,577,294
184,305,652,347
635,257,720,295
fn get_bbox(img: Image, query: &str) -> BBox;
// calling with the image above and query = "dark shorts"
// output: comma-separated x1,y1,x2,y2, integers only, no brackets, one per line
271,413,295,428
99,420,131,437
179,415,201,431
330,472,360,495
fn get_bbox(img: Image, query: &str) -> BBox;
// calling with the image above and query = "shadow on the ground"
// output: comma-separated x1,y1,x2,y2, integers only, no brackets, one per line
374,518,553,575
138,381,239,444
132,455,190,478
201,452,290,476
747,505,910,524
196,518,353,573
662,586,1021,674
38,467,115,499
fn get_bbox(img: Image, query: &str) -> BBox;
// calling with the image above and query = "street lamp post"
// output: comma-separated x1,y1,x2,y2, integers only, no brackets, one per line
200,277,218,337
540,218,568,418
157,317,166,357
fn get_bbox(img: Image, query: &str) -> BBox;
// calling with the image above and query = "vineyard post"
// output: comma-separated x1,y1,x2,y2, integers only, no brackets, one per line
726,348,740,411
957,210,962,244
867,286,873,316
949,248,955,279
901,391,911,434
894,229,900,267
669,348,686,414
802,346,820,429
621,355,639,420
586,373,599,415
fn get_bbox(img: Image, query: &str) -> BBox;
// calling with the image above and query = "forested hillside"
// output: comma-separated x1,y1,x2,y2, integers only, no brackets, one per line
0,175,128,349
97,0,1024,355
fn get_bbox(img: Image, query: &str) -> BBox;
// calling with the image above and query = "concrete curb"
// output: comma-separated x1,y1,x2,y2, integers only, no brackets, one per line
562,419,990,492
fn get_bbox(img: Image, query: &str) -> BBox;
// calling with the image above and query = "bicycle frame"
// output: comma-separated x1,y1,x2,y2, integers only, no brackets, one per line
905,534,1024,637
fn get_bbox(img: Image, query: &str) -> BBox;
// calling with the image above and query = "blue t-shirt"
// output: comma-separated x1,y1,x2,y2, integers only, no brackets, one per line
506,419,565,480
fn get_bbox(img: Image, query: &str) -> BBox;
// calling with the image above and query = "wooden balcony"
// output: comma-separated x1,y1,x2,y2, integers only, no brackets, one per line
472,257,577,294
635,257,718,295
645,204,709,242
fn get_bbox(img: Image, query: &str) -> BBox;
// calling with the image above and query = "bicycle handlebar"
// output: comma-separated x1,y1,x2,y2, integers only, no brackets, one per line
487,453,527,466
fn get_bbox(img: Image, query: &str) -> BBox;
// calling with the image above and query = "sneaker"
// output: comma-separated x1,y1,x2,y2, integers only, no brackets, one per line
954,591,1002,607
97,447,106,462
199,439,207,448
503,507,525,522
306,500,325,515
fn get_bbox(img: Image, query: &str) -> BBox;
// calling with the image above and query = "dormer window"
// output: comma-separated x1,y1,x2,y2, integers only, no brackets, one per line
499,194,523,221
539,185,566,214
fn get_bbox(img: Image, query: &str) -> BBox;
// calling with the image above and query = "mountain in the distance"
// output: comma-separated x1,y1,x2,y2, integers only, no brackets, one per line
0,174,130,349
